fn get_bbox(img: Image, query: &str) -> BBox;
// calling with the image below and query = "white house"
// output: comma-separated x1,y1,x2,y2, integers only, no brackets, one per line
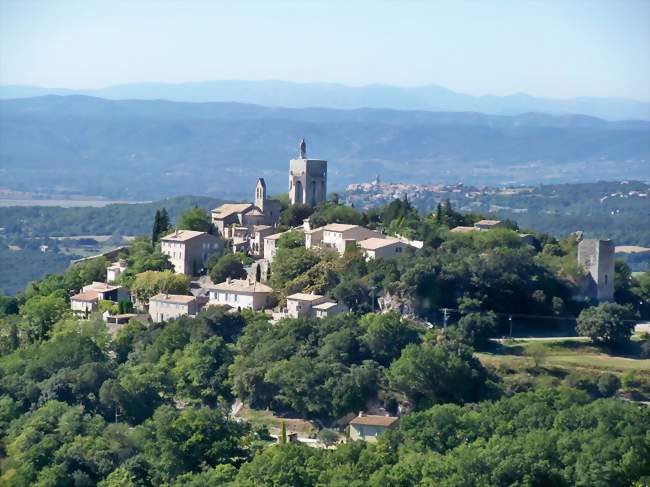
349,413,399,442
306,223,381,254
209,278,273,311
357,237,407,260
106,261,127,283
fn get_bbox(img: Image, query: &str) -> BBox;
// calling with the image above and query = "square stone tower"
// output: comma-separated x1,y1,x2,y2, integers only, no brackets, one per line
289,139,327,206
577,239,615,302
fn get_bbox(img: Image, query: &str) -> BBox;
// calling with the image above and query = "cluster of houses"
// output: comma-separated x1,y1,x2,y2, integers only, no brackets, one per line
68,138,615,340
64,139,620,445
67,140,420,327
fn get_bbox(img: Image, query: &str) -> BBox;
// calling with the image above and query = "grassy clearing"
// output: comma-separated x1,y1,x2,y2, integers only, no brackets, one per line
236,405,318,436
479,338,650,374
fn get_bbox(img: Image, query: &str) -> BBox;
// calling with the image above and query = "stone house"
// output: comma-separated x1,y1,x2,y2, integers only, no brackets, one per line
473,219,506,230
148,293,199,322
286,293,348,319
106,260,127,283
208,278,273,311
250,225,276,258
358,237,407,260
160,230,223,276
306,223,381,255
263,231,286,263
349,413,399,442
70,282,130,318
211,178,281,238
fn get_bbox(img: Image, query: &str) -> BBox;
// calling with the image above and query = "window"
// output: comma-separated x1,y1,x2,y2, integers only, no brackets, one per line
396,246,402,253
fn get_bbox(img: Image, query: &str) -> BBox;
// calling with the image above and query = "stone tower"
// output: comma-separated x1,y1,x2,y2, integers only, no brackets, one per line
289,139,327,206
577,239,615,302
255,178,267,212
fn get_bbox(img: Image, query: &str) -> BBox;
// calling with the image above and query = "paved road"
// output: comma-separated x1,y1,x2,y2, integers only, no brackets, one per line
491,336,588,343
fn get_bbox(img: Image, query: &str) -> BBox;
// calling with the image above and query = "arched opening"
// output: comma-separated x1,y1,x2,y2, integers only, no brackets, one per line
295,181,303,204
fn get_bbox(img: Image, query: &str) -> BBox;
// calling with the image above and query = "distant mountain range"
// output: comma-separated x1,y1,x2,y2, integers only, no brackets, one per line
0,95,648,200
1,80,649,121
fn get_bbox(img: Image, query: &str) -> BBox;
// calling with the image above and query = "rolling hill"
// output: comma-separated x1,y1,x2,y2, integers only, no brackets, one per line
0,95,648,200
1,80,649,121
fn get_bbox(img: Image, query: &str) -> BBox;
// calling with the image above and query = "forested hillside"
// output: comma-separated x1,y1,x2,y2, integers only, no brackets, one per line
1,197,649,485
1,96,648,199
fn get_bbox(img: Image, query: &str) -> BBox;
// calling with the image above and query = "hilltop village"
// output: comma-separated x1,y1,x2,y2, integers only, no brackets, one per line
2,139,649,485
68,139,617,329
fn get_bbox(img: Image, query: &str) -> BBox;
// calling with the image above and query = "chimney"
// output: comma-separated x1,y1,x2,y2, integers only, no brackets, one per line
358,411,364,417
303,218,311,232
175,229,179,237
226,277,231,284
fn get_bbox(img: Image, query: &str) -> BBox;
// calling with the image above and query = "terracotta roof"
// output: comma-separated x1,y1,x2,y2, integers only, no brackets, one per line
161,230,212,242
253,225,272,231
323,223,360,232
84,281,121,292
212,279,273,293
211,203,253,219
264,232,286,241
150,293,196,304
350,415,399,427
450,226,477,233
71,291,100,302
475,219,502,226
358,237,401,250
287,292,327,302
246,208,264,216
312,301,339,310
615,245,650,254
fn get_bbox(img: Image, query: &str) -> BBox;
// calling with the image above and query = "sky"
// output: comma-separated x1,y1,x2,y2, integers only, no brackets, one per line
1,0,649,101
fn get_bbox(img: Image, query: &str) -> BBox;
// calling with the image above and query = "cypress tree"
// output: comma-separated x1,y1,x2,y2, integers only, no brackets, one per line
435,202,443,223
255,264,262,282
280,421,287,444
159,208,170,236
152,210,161,243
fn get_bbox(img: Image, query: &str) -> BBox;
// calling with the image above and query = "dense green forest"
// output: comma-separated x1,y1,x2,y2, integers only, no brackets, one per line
1,197,649,485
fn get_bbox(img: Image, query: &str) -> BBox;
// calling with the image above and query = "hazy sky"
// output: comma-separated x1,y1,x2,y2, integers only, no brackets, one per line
1,0,648,100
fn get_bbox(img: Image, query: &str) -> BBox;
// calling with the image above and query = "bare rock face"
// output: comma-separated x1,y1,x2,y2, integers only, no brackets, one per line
378,290,414,315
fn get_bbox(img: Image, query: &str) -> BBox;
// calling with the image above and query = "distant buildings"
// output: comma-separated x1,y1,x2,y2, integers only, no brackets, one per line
209,278,273,311
473,219,507,230
349,413,399,442
149,293,199,322
450,219,506,233
578,239,615,302
160,230,223,276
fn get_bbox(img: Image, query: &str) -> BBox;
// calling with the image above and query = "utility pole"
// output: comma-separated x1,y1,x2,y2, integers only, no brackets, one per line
509,315,513,339
443,308,449,333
